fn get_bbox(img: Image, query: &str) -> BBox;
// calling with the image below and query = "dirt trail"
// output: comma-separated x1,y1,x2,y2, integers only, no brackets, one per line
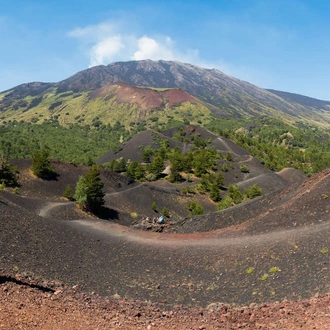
106,183,144,196
236,173,267,187
71,216,330,248
38,201,75,217
216,136,240,156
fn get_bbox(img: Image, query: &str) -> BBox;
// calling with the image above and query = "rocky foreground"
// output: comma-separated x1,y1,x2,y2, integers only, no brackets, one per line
1,271,330,330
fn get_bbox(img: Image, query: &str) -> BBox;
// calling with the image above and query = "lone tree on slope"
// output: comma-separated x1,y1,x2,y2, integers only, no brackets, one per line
31,149,55,179
74,165,105,213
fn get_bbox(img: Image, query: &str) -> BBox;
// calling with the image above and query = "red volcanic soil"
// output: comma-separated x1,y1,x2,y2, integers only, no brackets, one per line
89,82,198,111
3,270,330,329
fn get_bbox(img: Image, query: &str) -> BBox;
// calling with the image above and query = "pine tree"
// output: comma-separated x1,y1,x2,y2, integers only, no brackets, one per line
63,184,74,201
209,183,220,202
74,165,105,213
31,149,55,179
0,156,18,186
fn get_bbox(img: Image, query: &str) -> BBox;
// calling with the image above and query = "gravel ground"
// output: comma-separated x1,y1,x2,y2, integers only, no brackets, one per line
2,270,330,329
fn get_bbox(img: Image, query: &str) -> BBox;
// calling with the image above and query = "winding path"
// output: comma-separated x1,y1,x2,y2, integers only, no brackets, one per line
38,201,75,217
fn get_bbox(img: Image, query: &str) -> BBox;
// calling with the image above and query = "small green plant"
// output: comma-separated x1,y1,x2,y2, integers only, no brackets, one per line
181,186,195,194
321,248,328,255
260,273,269,281
63,184,74,201
246,267,254,274
186,173,193,182
130,212,138,219
240,165,250,173
269,266,280,274
0,182,5,191
221,163,229,172
323,194,329,199
208,283,217,291
151,201,157,212
225,152,233,161
162,206,169,217
13,187,19,194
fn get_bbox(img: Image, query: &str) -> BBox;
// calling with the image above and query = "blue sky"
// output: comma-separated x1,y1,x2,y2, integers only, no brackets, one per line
1,0,330,99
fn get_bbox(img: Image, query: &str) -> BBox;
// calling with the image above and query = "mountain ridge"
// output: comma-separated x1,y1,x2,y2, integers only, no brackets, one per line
1,60,330,128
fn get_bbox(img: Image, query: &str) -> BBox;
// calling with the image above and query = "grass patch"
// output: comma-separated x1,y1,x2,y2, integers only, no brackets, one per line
130,212,138,219
269,266,280,274
321,248,328,255
260,273,269,281
246,267,254,275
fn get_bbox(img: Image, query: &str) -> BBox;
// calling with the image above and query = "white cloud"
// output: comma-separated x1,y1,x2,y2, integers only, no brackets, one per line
132,36,174,61
68,22,201,67
90,36,124,67
68,22,116,42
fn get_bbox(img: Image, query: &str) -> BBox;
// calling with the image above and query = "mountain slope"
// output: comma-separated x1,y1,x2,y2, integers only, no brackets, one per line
1,60,330,127
267,89,330,110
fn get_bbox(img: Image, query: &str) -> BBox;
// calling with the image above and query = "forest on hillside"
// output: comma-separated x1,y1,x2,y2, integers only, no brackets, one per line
1,116,330,175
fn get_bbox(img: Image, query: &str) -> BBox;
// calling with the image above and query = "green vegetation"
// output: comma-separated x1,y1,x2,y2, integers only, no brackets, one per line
0,157,18,186
207,117,330,175
63,184,75,201
269,266,280,274
181,186,195,194
246,267,254,274
162,206,169,217
186,200,204,216
217,184,262,211
130,212,138,219
244,184,262,199
151,201,157,212
240,164,249,173
0,119,130,165
321,248,328,255
31,149,55,179
74,165,105,213
260,273,269,281
217,196,234,211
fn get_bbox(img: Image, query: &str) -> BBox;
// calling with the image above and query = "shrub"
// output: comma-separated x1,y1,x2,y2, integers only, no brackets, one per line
209,183,221,202
244,184,262,199
151,201,157,212
186,201,204,216
195,183,207,193
217,196,234,211
162,206,169,217
145,173,157,182
221,163,229,172
181,186,195,194
228,184,242,204
240,165,250,173
225,152,233,161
